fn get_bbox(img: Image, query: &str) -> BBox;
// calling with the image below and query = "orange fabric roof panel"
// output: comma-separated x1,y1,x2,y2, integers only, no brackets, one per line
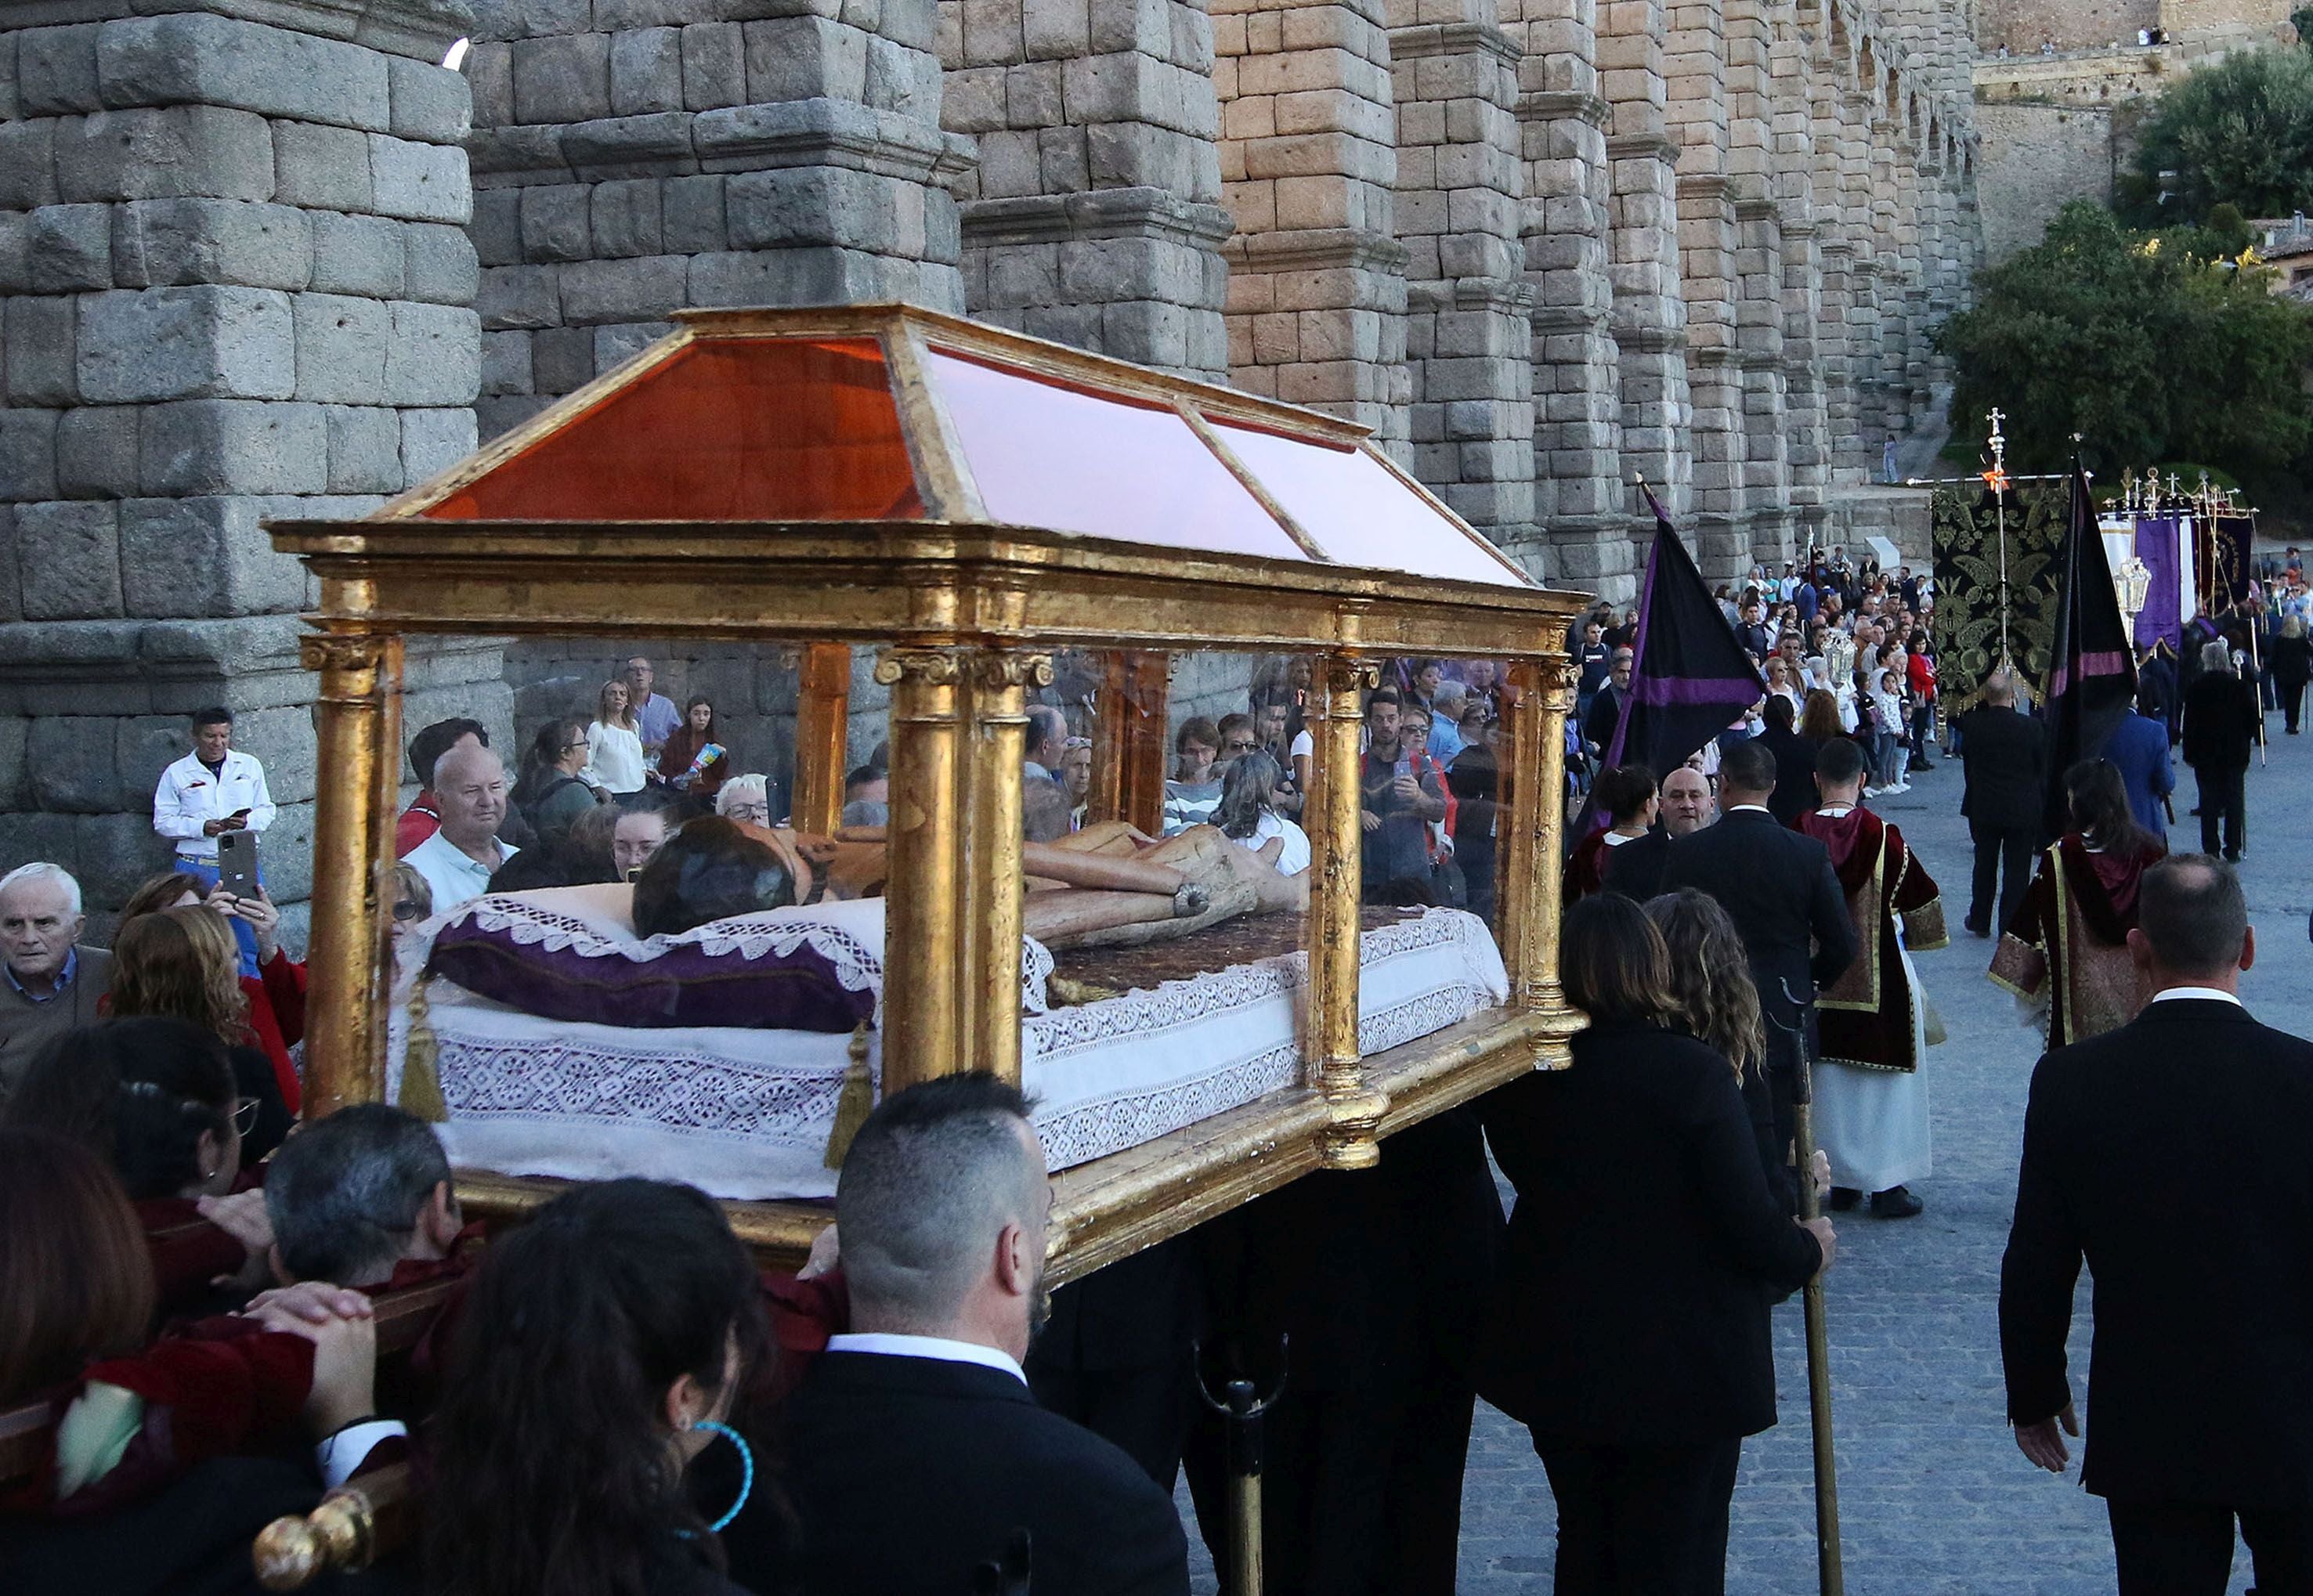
423,338,923,522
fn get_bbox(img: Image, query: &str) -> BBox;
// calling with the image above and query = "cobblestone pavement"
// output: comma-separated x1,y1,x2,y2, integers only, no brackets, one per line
1182,722,2310,1593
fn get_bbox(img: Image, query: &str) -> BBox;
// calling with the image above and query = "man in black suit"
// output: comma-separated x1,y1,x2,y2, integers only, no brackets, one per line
2000,855,2313,1594
1659,737,1859,1206
777,1074,1191,1596
2181,640,2259,861
1955,670,2047,937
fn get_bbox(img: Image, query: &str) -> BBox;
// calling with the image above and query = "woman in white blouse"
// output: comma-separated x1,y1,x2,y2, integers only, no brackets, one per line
582,678,647,798
1213,750,1310,876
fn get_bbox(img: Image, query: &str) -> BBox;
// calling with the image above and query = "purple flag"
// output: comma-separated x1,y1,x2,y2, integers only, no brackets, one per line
2133,515,2181,649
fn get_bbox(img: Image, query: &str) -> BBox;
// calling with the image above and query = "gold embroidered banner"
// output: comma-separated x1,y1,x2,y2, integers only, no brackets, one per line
1931,486,2067,714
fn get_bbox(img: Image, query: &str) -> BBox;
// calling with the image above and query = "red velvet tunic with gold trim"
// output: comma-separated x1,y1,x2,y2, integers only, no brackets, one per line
1987,834,2164,1049
1794,807,1948,1073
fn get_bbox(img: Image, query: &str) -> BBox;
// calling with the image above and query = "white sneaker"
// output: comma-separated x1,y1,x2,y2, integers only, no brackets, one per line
1890,781,1911,793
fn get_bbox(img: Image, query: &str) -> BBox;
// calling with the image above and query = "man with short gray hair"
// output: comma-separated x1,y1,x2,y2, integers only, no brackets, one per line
779,1073,1190,1594
263,1103,463,1289
2002,855,2313,1591
0,862,110,1103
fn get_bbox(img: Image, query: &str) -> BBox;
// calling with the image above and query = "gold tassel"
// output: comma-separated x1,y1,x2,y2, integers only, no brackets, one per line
399,976,449,1124
823,1023,874,1169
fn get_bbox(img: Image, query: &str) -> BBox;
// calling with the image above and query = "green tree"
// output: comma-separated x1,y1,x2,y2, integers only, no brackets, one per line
1936,201,2313,478
2117,49,2313,225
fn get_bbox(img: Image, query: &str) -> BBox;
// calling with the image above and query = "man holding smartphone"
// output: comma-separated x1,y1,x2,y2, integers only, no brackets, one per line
153,706,276,976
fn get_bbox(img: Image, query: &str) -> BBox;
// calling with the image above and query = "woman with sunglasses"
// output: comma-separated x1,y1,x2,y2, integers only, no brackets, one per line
2,1016,280,1315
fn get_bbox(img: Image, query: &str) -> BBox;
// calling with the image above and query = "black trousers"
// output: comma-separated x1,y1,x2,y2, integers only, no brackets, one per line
1534,1434,1744,1596
2106,1497,2313,1596
1968,820,2037,936
2195,764,2247,858
2282,679,2308,733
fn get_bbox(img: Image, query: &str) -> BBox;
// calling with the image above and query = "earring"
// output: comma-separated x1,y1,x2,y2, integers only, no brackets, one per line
689,1419,754,1534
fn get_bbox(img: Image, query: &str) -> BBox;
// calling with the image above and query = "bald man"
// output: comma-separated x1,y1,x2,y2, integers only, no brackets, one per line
1603,764,1716,901
403,743,519,912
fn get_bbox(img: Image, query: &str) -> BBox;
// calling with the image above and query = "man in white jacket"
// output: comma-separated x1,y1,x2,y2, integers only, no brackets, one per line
152,706,277,975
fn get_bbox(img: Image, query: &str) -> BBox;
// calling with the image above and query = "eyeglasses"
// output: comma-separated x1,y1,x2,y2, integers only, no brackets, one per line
1222,739,1260,754
392,898,428,923
563,740,589,753
725,803,770,823
233,1096,261,1136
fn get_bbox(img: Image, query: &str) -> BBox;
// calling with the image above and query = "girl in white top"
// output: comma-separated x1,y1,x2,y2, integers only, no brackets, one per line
582,679,647,796
1213,751,1310,876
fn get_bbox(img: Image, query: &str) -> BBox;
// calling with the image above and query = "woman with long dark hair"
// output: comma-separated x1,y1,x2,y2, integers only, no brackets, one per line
425,1179,775,1596
1990,758,2168,1049
657,696,730,808
5,1016,274,1313
515,716,605,844
1476,894,1831,1595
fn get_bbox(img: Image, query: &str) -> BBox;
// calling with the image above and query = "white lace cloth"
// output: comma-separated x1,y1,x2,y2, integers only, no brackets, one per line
392,907,1509,1200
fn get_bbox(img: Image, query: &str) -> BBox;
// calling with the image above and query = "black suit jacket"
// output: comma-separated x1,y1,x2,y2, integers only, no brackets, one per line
1475,1021,1823,1447
1957,706,2047,829
1582,684,1626,753
1601,826,1673,901
772,1351,1190,1596
1754,724,1817,827
2181,673,2258,771
1657,808,1859,1022
2000,998,2313,1509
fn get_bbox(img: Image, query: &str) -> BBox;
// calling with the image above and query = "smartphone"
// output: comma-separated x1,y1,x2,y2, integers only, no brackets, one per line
216,829,260,901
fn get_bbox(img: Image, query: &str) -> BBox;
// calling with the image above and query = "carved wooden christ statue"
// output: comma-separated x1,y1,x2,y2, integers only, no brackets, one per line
638,816,1310,950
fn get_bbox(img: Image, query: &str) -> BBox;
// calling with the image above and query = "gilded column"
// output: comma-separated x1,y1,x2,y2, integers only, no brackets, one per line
1305,653,1384,1168
874,647,969,1091
1499,655,1581,1067
300,632,404,1116
962,650,1051,1085
791,644,853,837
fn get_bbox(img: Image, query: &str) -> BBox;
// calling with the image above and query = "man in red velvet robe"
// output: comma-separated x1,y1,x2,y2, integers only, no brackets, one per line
1798,738,1948,1218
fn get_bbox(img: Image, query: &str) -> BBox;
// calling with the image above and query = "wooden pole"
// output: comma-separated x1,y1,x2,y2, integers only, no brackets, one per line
1791,1041,1846,1596
298,632,403,1116
1092,650,1169,833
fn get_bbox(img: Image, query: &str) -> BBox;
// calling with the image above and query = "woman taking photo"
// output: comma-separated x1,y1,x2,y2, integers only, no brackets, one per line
515,717,605,845
1476,893,1831,1595
657,696,730,810
584,680,649,802
118,872,305,1118
425,1178,777,1596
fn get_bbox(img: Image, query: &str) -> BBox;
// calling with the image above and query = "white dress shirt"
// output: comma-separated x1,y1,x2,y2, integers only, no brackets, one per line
824,1331,1028,1385
2147,986,2243,1006
404,830,515,914
153,749,276,861
583,720,647,794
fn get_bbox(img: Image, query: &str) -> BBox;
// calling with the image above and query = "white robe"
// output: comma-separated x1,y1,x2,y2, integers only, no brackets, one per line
1811,922,1933,1193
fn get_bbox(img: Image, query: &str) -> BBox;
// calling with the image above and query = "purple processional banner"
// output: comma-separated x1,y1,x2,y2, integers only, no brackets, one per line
2133,515,2183,649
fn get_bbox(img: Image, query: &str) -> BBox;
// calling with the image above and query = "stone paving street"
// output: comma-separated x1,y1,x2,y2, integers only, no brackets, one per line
1181,721,2312,1593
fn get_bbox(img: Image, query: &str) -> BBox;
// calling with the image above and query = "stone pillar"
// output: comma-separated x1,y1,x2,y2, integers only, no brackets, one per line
1726,0,1786,570
1599,0,1693,529
1389,0,1538,558
1836,81,1878,480
1508,0,1634,597
1869,99,1906,448
1668,0,1744,580
467,0,973,439
1809,34,1859,489
942,0,1234,377
0,0,483,935
1769,0,1827,544
1214,0,1410,447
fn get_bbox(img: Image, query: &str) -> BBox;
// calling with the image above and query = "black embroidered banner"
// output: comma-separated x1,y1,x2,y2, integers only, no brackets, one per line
1931,485,2067,714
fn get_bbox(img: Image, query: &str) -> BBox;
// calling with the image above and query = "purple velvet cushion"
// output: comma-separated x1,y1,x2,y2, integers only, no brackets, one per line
426,900,875,1033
